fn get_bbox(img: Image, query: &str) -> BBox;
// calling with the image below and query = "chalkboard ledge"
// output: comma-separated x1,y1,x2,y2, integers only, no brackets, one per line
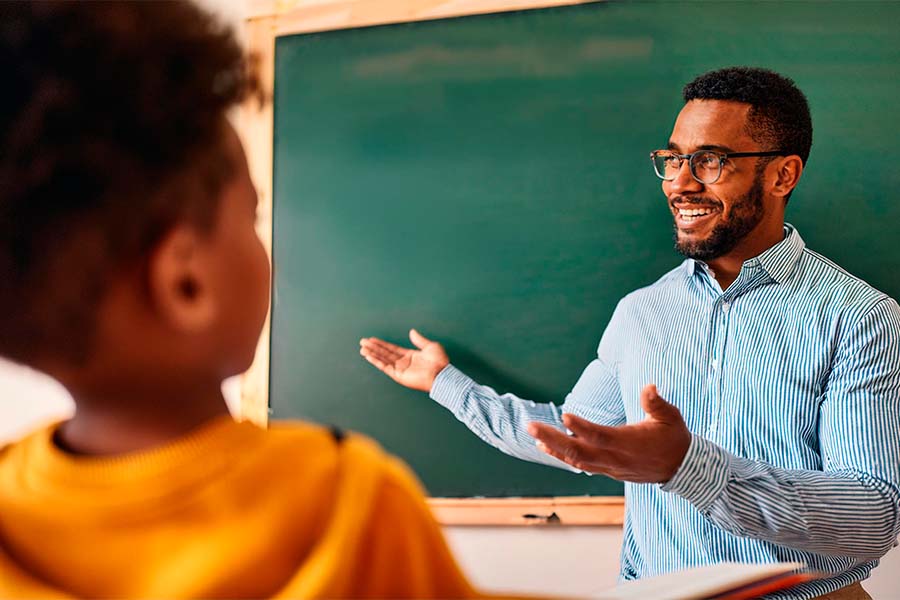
428,496,624,526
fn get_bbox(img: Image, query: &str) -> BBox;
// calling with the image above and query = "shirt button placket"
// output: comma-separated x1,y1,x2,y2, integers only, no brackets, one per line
707,299,730,440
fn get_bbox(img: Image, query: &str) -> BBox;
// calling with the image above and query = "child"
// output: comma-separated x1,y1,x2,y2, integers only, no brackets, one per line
0,2,479,597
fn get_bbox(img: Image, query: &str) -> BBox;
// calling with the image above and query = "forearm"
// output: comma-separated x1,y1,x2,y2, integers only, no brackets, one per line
663,435,900,559
430,365,578,471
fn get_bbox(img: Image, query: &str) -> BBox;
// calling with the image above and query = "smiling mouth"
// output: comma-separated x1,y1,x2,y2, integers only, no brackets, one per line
677,206,716,221
672,204,721,230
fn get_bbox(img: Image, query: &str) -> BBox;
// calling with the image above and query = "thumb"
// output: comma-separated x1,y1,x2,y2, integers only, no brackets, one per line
640,384,680,422
409,328,432,350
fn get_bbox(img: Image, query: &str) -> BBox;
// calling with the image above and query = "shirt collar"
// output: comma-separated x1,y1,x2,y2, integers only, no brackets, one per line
683,223,806,285
751,223,805,284
685,259,698,277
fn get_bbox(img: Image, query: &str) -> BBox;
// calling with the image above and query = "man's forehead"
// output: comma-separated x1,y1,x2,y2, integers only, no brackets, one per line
668,99,754,151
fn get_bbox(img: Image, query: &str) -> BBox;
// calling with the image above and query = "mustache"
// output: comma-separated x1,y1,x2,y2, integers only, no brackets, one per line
669,196,722,209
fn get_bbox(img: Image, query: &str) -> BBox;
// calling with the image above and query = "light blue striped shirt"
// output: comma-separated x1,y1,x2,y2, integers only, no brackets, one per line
430,225,900,598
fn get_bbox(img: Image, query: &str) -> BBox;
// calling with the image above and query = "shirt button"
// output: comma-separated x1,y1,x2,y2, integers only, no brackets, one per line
711,359,719,371
722,302,730,313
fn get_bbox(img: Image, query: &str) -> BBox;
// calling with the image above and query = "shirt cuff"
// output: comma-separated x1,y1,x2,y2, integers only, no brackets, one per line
660,434,731,511
429,364,475,413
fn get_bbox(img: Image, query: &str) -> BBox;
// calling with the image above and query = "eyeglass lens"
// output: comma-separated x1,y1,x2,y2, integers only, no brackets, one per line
652,151,723,184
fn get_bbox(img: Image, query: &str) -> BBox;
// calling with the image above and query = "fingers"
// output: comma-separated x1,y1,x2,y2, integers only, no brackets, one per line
360,337,406,361
526,421,549,439
640,384,662,414
528,422,607,474
527,421,573,452
560,413,613,446
359,338,408,375
408,328,431,350
639,384,682,423
358,345,397,368
361,351,393,375
360,336,406,355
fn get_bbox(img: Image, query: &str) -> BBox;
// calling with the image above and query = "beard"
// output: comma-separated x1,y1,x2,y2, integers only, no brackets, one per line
672,173,765,261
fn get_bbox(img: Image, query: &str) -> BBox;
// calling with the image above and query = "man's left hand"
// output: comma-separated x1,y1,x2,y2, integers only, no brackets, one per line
527,384,692,483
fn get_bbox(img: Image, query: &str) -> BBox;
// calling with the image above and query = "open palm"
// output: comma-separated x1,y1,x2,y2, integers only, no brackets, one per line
359,329,450,392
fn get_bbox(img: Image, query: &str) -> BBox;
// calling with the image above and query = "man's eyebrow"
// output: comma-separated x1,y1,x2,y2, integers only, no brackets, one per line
666,142,738,153
697,143,737,153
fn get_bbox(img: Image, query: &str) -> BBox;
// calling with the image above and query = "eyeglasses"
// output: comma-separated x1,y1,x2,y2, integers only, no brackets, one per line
650,149,787,185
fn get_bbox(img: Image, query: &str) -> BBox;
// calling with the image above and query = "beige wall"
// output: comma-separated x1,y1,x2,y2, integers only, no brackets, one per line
0,360,73,443
0,359,242,442
442,526,900,599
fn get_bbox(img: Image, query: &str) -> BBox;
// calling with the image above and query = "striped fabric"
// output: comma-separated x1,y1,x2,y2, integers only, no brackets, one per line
430,224,900,599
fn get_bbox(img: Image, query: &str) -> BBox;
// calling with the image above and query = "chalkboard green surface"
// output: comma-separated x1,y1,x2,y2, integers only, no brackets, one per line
270,1,900,497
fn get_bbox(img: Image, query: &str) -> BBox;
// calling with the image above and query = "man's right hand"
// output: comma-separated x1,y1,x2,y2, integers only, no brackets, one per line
359,329,450,392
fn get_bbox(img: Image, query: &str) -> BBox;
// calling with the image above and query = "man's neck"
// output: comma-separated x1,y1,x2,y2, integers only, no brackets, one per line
706,224,786,291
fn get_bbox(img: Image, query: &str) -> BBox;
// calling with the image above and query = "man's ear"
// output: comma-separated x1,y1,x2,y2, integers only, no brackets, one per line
147,225,217,332
770,155,804,201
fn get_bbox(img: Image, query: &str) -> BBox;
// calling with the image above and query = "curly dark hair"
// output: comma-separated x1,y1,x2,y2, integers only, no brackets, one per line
683,67,812,200
0,1,259,365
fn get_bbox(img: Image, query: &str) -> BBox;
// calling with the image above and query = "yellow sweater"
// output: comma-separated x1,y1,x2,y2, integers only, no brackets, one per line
0,416,479,599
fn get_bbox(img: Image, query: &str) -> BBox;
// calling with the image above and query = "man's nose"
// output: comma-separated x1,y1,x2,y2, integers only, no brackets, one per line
667,160,704,194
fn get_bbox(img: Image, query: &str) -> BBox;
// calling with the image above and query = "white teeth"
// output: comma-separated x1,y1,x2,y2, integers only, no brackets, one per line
676,207,717,223
678,207,715,219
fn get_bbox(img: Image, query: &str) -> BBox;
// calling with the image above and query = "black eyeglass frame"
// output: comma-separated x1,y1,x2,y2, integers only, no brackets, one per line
650,149,788,184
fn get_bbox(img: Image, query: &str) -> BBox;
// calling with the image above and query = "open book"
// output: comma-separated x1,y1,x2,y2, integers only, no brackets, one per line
594,562,816,600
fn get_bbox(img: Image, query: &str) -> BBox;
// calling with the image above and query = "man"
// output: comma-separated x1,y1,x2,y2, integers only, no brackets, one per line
360,67,900,600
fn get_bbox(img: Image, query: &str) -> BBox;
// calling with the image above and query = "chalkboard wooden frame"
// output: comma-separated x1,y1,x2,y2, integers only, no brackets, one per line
235,0,624,526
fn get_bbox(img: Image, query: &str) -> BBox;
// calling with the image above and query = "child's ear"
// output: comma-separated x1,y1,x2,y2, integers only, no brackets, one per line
147,225,217,332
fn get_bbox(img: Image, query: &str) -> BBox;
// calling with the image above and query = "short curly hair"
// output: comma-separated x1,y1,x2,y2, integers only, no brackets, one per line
683,66,812,199
0,1,259,365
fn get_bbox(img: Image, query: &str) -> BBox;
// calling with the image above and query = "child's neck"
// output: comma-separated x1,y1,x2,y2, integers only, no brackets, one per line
55,380,231,456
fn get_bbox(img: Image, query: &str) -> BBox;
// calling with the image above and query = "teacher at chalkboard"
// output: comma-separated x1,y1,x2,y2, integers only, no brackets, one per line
360,67,899,600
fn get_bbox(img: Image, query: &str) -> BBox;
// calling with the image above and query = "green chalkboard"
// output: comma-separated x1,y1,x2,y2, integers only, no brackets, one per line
270,1,900,497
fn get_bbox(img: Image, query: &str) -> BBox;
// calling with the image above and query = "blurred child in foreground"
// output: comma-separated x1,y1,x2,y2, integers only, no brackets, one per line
0,2,482,597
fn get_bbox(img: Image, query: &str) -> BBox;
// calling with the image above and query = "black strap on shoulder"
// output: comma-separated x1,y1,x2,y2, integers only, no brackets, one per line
328,425,345,444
